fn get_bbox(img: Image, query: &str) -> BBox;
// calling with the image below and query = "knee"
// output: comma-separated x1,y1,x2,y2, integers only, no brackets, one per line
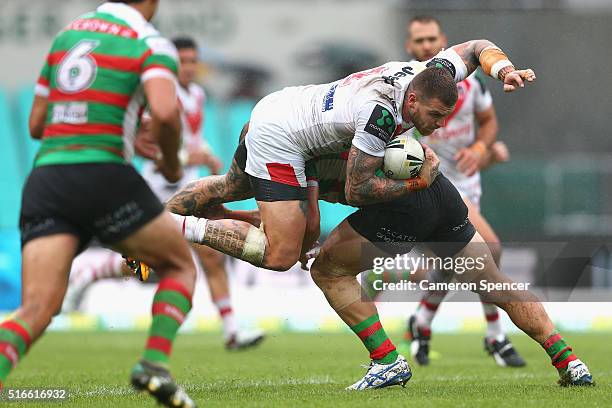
487,239,502,266
263,247,300,271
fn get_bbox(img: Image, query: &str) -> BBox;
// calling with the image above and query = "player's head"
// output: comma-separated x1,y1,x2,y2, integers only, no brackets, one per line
405,16,447,62
108,0,160,21
403,67,457,135
172,37,199,88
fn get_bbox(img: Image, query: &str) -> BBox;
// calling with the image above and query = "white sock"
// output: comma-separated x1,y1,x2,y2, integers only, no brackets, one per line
214,297,237,340
415,291,445,329
71,251,124,285
171,213,208,244
482,302,504,340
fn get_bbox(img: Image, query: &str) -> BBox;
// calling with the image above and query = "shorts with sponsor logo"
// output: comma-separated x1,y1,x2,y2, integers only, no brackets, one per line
347,174,476,258
244,95,307,201
20,163,163,251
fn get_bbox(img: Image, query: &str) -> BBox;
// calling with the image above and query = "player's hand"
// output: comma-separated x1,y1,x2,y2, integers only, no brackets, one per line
300,242,321,271
134,119,162,160
490,141,510,163
157,158,183,183
455,142,486,176
502,68,536,93
418,144,440,187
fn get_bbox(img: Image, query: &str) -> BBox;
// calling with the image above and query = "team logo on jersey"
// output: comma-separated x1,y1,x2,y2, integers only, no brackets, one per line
426,58,456,78
365,104,395,142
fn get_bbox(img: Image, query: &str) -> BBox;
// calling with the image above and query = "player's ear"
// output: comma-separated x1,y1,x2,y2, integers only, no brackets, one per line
441,33,448,49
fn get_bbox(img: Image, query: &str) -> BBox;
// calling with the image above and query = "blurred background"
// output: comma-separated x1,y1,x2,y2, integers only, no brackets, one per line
0,0,611,334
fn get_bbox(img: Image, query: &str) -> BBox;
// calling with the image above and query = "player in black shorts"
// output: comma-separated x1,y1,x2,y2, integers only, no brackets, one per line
167,136,594,390
1,1,198,406
302,151,593,390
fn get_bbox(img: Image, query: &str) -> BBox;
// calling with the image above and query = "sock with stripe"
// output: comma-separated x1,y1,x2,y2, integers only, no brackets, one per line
143,279,193,367
414,290,445,330
350,314,398,364
0,318,33,389
481,301,504,340
214,297,237,340
541,330,577,374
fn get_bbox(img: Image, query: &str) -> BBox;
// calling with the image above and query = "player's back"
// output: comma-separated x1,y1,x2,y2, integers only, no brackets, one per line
34,3,178,168
250,61,426,158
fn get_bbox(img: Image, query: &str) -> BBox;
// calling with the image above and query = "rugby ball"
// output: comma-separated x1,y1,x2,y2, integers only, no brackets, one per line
383,136,425,180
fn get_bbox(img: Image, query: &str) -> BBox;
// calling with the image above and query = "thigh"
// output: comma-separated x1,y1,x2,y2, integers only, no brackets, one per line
111,212,194,272
257,200,307,256
463,196,499,244
315,218,378,277
21,234,80,332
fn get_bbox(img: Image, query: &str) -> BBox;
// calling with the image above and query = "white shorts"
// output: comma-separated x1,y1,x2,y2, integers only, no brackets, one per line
141,161,200,203
243,94,308,201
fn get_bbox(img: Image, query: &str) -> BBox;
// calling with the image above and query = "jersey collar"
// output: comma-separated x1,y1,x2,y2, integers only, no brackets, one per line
97,2,149,33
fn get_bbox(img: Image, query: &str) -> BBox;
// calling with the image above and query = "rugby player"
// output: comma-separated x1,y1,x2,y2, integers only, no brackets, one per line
368,16,525,367
164,38,535,274
171,139,594,390
0,1,197,406
63,36,264,351
304,151,594,389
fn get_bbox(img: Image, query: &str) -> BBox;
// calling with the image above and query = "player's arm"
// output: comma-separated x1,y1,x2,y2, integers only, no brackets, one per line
29,96,48,139
141,36,183,182
300,181,321,268
455,105,498,176
344,144,439,207
144,78,182,182
29,53,52,139
437,39,536,91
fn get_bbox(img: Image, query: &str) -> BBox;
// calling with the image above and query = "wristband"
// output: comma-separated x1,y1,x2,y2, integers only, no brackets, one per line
405,176,428,191
469,140,487,157
479,47,514,80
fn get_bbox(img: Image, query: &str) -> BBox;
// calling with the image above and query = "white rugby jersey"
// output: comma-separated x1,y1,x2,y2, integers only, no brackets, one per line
414,71,493,199
142,82,207,199
250,49,468,159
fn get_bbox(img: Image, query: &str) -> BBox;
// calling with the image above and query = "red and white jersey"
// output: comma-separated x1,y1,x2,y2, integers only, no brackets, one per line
248,49,468,160
415,72,493,206
142,82,207,202
177,82,208,154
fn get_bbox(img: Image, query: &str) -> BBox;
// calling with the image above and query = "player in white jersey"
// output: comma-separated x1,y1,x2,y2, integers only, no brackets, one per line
164,39,535,276
391,16,524,368
64,37,263,351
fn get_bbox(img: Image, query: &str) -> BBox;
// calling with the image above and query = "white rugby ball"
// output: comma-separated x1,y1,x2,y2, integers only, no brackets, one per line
383,136,425,180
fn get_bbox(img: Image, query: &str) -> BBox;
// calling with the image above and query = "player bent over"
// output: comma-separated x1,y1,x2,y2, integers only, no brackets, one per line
0,1,196,406
304,154,594,389
165,38,535,272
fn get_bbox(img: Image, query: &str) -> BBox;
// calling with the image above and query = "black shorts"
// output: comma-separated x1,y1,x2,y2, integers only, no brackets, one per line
19,163,164,251
347,174,476,258
233,140,307,202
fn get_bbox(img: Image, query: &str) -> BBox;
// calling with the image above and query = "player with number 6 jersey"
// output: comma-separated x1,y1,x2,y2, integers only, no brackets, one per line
4,2,198,407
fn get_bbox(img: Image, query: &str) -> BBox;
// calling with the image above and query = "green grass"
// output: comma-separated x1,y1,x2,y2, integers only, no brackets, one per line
4,331,610,407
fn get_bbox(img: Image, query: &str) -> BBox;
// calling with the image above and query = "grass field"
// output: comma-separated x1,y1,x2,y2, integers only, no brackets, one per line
3,331,610,407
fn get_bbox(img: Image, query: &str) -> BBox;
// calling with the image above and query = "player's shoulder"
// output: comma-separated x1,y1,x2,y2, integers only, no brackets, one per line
188,83,206,99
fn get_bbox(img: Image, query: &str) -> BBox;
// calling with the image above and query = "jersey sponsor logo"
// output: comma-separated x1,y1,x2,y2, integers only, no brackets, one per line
426,58,456,78
365,104,395,143
67,18,138,39
382,65,415,83
51,102,88,125
322,83,338,112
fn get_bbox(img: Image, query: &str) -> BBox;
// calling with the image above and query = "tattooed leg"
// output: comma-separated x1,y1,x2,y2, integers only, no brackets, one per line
166,159,253,218
171,200,307,271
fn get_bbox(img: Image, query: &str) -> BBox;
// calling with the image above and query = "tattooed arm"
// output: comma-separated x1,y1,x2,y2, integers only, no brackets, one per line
344,144,440,207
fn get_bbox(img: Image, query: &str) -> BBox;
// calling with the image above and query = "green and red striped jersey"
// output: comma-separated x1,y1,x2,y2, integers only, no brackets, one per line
34,2,178,167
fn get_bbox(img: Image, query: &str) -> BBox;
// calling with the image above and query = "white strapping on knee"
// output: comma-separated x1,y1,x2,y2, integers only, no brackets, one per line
241,225,266,264
170,213,208,244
